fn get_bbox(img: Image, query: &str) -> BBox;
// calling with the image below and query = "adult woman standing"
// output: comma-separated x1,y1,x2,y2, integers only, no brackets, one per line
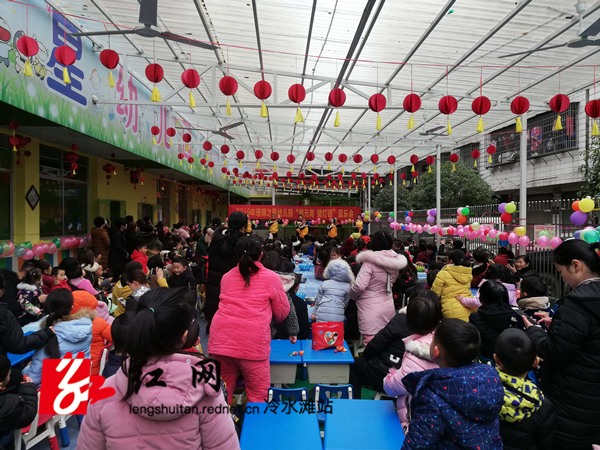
524,240,600,450
208,235,290,404
350,231,407,346
204,211,247,332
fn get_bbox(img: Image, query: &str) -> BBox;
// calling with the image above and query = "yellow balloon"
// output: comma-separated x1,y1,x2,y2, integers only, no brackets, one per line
505,202,517,214
515,227,526,237
579,198,595,213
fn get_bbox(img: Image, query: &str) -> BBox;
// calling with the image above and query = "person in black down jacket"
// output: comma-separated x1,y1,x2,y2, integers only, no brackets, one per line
349,290,441,398
0,354,38,446
469,280,514,360
167,256,197,292
494,329,556,450
204,212,246,332
109,218,129,279
524,240,600,450
0,263,35,317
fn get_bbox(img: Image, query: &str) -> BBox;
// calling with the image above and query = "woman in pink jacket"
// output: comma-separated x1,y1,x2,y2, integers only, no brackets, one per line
208,235,290,404
78,288,239,450
350,231,407,345
383,295,442,430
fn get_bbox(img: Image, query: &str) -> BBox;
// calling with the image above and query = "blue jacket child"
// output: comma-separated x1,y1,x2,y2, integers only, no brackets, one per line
314,259,354,323
401,363,504,450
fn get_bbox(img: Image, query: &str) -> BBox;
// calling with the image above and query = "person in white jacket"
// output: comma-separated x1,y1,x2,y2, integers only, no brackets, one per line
313,259,354,323
383,294,442,431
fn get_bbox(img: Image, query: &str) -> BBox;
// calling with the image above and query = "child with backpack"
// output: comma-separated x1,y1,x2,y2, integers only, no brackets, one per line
312,259,354,323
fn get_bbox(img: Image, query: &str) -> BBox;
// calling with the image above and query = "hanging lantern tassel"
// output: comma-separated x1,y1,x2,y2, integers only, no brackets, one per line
23,59,33,77
152,137,157,145
428,166,432,173
239,160,242,169
328,162,331,171
474,159,477,168
374,164,377,172
410,164,415,172
341,167,344,174
376,114,381,130
108,70,115,87
259,101,268,118
189,92,196,108
515,117,522,133
592,120,600,137
554,115,563,131
226,98,232,116
452,163,456,172
447,120,452,136
294,107,304,123
476,117,484,133
403,179,406,186
334,111,340,127
488,154,493,163
151,86,161,102
407,114,415,130
389,180,392,186
179,159,182,166
256,161,260,169
223,174,226,180
63,67,71,84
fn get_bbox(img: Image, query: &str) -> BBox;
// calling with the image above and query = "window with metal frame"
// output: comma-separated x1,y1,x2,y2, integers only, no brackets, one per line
39,144,88,237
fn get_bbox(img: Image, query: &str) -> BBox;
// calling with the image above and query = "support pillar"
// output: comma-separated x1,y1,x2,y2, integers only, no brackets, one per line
393,167,398,238
520,112,528,230
436,144,442,247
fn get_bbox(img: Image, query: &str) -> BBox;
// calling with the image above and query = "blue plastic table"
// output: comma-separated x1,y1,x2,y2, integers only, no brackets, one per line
8,332,35,367
301,340,353,384
270,340,303,386
417,271,427,280
240,402,322,450
295,256,322,298
324,399,404,450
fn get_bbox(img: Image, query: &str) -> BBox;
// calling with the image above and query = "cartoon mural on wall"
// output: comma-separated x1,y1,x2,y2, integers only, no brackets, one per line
0,0,246,196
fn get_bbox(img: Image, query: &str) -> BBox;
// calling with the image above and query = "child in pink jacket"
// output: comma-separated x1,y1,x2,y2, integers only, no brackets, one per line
208,235,290,404
383,295,442,430
350,232,407,345
456,263,517,309
77,288,240,450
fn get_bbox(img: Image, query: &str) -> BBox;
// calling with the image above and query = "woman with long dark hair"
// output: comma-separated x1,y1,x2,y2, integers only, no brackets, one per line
78,288,239,450
208,235,290,404
204,211,247,332
524,240,600,450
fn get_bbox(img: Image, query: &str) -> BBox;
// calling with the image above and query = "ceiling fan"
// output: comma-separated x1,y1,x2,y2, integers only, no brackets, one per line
419,125,446,136
177,122,244,140
69,0,217,51
499,1,600,58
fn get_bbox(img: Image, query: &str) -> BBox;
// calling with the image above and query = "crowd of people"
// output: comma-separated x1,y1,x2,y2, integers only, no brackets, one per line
0,211,599,450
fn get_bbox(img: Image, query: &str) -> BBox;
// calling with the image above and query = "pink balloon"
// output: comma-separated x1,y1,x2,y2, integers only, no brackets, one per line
79,237,86,248
519,235,530,247
417,225,423,233
60,237,69,248
430,226,439,233
41,243,49,254
550,236,563,249
488,229,498,239
508,232,519,245
33,245,45,257
457,228,465,237
47,243,58,254
6,242,14,256
23,249,34,260
481,233,489,242
537,235,549,247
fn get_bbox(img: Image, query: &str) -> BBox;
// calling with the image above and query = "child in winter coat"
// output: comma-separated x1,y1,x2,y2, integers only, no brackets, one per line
35,259,54,295
0,355,38,441
431,250,474,321
515,276,551,319
384,296,442,429
468,280,514,360
78,288,240,450
66,265,99,296
167,256,197,292
102,313,129,379
23,289,93,387
494,329,556,450
350,231,407,345
70,290,112,376
457,264,518,309
16,269,45,326
313,259,354,323
401,319,504,450
79,249,101,290
131,240,150,275
51,267,71,292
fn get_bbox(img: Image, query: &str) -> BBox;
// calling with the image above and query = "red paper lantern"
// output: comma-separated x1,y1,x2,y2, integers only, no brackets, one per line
145,63,164,83
585,99,600,118
511,96,529,115
439,96,458,115
287,154,296,164
203,141,213,151
236,150,245,160
55,45,76,66
328,89,346,108
166,127,176,137
254,80,272,100
368,93,386,112
400,172,407,185
549,94,570,113
370,154,379,171
403,93,421,113
221,144,230,155
288,84,306,104
409,154,418,172
183,133,192,143
8,122,18,131
151,126,160,136
471,149,481,167
387,156,396,166
17,36,39,57
181,69,200,89
219,76,238,96
99,49,119,71
338,153,348,164
471,96,491,115
65,152,79,175
412,171,418,178
449,153,459,171
426,155,435,166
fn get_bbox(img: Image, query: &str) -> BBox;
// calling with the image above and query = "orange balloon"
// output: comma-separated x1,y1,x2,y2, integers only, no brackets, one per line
572,201,580,212
457,215,467,224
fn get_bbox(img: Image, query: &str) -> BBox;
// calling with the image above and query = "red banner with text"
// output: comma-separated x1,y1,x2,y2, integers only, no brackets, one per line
228,205,362,221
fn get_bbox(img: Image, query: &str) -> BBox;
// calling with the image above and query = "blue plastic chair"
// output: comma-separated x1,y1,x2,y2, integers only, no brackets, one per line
267,387,308,402
314,384,353,423
527,370,539,386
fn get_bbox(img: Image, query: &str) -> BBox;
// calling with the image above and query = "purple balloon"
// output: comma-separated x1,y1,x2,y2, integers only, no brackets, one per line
426,216,435,224
388,217,393,222
498,203,507,213
430,209,437,216
405,216,412,223
571,211,588,226
375,217,380,222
